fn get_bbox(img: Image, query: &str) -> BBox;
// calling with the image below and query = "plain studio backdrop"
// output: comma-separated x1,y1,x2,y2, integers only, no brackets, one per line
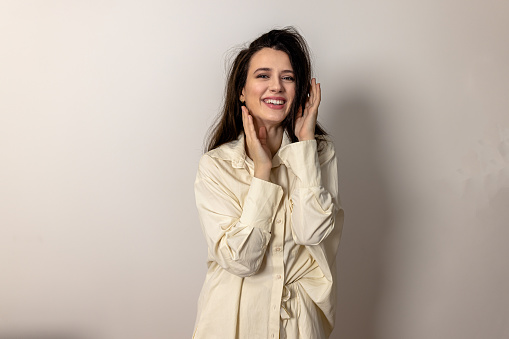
1,1,508,338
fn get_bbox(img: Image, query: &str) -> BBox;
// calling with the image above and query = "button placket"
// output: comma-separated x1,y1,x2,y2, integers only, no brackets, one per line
268,208,285,339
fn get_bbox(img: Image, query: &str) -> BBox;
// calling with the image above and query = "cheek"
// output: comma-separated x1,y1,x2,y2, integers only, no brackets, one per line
244,85,259,100
287,85,296,98
251,84,265,96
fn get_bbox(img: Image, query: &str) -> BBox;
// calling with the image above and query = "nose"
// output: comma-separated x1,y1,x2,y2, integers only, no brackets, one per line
269,77,283,93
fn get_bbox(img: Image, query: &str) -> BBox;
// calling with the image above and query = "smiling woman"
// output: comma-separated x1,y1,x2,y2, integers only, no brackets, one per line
240,48,296,129
193,27,344,339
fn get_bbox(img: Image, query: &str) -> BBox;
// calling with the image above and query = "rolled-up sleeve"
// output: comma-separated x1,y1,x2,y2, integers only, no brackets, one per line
278,139,340,246
195,155,283,277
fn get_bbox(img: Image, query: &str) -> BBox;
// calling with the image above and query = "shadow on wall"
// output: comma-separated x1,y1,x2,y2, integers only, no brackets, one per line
328,88,394,339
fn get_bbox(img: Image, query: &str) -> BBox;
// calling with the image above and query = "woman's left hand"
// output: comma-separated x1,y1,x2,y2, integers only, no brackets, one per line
295,78,321,141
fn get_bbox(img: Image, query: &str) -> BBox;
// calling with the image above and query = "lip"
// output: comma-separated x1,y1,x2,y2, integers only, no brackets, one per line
262,96,287,110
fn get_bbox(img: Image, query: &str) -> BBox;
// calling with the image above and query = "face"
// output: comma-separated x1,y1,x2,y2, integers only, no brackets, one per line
240,48,296,127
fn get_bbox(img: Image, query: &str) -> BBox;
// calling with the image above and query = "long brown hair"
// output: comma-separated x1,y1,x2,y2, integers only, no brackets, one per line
206,27,327,152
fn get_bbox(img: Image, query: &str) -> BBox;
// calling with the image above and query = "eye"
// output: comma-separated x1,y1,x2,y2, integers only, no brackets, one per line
256,74,269,79
282,76,295,81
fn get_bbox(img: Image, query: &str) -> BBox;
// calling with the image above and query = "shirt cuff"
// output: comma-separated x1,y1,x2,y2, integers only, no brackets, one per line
278,140,322,187
240,177,283,233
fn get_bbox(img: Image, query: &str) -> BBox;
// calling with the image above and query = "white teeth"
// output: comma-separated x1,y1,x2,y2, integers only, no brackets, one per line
264,99,285,105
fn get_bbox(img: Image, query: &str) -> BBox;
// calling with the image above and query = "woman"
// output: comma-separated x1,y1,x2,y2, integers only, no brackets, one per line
193,27,344,339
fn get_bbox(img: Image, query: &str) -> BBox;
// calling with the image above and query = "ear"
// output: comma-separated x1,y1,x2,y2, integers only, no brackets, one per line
239,89,245,103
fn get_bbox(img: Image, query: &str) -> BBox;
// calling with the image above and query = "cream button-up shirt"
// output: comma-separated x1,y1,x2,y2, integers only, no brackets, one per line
193,132,344,339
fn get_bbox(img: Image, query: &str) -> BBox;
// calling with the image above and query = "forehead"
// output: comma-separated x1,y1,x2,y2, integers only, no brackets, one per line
248,48,293,71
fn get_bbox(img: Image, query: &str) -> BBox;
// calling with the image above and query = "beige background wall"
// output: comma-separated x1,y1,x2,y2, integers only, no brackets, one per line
1,1,508,338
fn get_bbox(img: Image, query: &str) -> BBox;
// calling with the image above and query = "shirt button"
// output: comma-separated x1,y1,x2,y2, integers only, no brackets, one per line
276,219,282,224
275,247,282,252
276,274,282,279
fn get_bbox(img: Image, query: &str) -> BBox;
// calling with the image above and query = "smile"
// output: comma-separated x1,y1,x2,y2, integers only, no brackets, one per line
263,98,286,105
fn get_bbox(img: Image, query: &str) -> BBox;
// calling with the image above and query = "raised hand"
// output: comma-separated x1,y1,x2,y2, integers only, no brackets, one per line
242,106,272,181
295,78,321,141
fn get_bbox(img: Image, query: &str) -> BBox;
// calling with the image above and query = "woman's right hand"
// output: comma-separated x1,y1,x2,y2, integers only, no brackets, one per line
242,106,272,181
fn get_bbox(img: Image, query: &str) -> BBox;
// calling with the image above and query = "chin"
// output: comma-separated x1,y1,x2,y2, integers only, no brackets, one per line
257,111,290,125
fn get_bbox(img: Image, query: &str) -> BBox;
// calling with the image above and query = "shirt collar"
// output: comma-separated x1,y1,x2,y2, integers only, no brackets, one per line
207,131,292,169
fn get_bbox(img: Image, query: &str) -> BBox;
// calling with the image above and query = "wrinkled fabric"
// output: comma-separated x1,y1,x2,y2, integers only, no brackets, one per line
193,132,344,339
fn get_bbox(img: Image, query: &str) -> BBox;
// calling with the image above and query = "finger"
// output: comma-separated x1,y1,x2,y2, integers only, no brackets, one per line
242,106,256,142
315,82,321,110
241,106,249,138
308,78,316,107
309,80,321,114
304,79,316,117
302,94,311,117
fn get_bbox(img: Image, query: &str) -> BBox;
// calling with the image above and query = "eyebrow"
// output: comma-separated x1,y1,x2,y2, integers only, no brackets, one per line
253,67,294,74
